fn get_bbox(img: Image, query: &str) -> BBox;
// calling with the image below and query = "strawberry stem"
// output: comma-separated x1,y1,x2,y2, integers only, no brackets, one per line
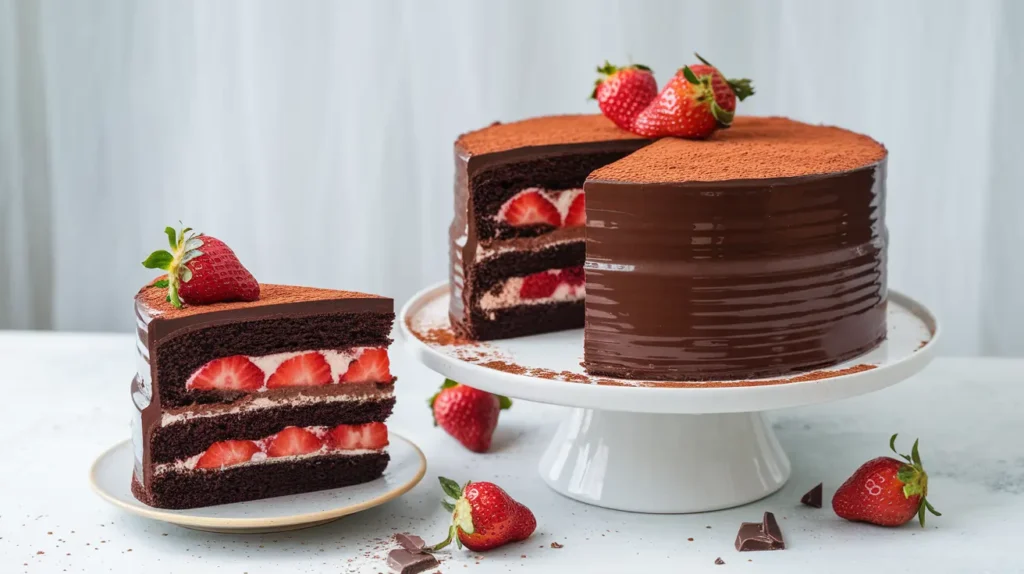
890,433,941,526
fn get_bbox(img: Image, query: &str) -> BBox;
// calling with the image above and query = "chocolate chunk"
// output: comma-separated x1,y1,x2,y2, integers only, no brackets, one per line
715,557,725,565
550,542,563,549
734,512,785,552
800,483,823,508
386,549,439,574
395,533,426,553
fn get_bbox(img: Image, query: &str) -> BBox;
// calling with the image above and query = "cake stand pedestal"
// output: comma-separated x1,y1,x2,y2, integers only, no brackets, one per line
400,283,938,513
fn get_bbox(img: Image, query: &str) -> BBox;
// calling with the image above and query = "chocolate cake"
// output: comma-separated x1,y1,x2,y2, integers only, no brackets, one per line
450,115,888,381
130,283,396,509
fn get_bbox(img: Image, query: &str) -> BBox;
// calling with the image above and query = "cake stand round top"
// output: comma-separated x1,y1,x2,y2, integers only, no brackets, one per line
399,282,939,414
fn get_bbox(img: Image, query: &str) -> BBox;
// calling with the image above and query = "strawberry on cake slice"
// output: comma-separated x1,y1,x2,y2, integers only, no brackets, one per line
130,224,397,509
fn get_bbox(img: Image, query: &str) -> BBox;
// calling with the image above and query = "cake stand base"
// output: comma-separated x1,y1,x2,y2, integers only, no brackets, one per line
539,409,790,513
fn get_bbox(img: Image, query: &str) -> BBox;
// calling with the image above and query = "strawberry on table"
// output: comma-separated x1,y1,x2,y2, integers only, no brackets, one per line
143,225,259,308
430,380,511,453
195,440,261,469
187,356,264,391
266,426,322,457
340,348,392,383
591,61,658,131
500,191,561,228
432,477,537,552
267,352,332,388
832,434,941,527
632,53,754,139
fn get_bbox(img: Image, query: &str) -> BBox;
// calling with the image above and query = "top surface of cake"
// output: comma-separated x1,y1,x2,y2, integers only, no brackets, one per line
136,282,388,319
589,116,887,184
456,114,646,157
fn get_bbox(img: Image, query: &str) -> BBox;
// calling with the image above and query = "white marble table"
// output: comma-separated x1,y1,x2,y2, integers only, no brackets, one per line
1,331,1022,573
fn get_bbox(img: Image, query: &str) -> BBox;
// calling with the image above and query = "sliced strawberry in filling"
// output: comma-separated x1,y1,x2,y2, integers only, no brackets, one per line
328,422,389,450
560,266,585,286
187,356,264,391
340,348,391,383
266,426,323,457
563,192,586,227
500,190,561,228
266,352,332,388
195,440,261,469
519,271,561,299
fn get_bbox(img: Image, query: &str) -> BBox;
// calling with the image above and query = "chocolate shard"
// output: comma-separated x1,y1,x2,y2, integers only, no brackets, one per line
800,483,823,508
386,548,439,574
715,557,725,565
395,533,426,553
734,512,785,552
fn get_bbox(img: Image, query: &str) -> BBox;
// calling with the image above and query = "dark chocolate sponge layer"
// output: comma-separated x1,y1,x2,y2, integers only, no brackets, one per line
132,452,389,509
473,150,639,241
151,396,395,463
471,241,585,297
155,311,393,408
458,300,583,341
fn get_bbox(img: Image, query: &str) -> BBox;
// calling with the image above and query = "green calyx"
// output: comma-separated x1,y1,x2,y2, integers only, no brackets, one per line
890,433,942,527
142,224,205,309
430,477,475,551
428,379,512,426
681,53,755,127
590,60,653,99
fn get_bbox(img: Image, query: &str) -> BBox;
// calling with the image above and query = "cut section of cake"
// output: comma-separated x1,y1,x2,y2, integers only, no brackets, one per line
131,283,396,509
450,114,649,339
131,227,396,509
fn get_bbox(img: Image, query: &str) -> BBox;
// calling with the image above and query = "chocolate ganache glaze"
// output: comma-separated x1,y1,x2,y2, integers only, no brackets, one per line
583,118,888,381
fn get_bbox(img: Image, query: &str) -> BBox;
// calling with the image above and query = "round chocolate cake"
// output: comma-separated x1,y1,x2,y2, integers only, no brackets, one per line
449,115,888,382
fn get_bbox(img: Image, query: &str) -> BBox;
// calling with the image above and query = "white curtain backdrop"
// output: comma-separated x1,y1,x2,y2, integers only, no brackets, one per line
1,0,1021,356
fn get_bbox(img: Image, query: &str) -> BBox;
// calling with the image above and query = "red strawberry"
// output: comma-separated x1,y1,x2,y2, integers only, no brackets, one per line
266,352,332,388
832,434,941,527
432,477,536,552
266,426,322,457
143,225,259,308
559,266,585,286
563,192,586,227
328,422,389,450
519,271,560,299
430,380,511,453
339,348,392,383
591,61,658,131
631,53,754,139
500,191,560,228
187,356,264,392
195,440,261,469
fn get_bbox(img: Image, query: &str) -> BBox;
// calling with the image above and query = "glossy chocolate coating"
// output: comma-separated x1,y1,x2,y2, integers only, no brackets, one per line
583,162,888,381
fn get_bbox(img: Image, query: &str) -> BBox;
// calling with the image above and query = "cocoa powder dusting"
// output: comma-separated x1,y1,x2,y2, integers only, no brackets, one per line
456,114,643,157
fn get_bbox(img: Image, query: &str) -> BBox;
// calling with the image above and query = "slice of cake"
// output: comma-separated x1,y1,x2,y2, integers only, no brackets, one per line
131,228,395,509
450,115,648,339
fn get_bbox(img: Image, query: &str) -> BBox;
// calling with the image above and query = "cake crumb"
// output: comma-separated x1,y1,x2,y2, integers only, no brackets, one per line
687,538,694,542
550,542,563,549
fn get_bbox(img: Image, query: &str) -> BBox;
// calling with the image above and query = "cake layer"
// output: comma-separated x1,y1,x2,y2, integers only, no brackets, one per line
583,125,888,380
139,309,393,408
131,452,389,509
466,300,584,341
149,392,394,463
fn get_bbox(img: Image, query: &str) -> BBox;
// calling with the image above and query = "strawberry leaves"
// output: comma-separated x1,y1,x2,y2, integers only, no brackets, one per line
693,52,755,101
889,433,941,526
142,224,205,308
433,477,474,551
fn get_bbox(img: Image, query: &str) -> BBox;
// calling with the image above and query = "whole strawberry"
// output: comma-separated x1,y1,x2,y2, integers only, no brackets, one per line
832,434,941,527
432,477,536,552
632,53,754,139
430,380,511,453
591,61,658,131
143,225,259,308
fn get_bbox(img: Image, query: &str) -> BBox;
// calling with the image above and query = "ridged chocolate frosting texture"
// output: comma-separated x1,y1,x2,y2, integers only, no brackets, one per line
584,142,888,380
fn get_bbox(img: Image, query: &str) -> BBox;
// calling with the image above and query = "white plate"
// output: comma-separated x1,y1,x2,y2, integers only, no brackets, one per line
400,282,939,414
89,432,426,533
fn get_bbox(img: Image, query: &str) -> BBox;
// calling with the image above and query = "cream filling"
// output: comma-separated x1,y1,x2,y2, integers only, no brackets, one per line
479,273,585,319
160,390,392,426
184,347,386,391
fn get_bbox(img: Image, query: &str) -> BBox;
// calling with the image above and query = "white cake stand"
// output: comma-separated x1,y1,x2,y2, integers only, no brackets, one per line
399,283,939,514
